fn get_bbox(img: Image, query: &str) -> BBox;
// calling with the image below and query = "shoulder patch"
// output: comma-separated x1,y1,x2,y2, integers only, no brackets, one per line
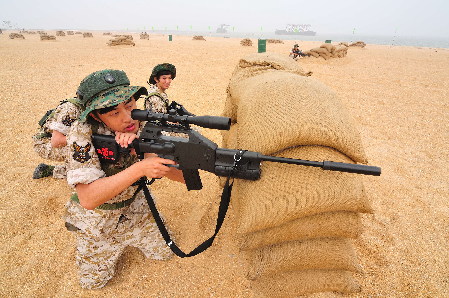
72,142,92,163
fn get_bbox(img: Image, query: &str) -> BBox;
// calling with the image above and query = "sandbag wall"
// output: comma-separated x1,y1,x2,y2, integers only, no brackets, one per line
222,53,373,296
304,43,349,60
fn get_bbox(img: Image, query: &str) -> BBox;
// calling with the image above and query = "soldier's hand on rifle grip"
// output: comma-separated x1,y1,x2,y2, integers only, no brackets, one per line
138,156,176,179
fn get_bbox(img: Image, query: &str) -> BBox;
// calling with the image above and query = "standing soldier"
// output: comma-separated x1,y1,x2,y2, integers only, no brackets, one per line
64,69,185,289
32,97,84,179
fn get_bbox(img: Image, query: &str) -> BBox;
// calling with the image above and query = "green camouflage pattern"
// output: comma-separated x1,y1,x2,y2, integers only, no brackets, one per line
148,63,176,84
76,69,130,105
79,85,147,122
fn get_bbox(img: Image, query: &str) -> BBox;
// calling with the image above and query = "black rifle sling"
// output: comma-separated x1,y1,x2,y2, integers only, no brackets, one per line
141,176,234,258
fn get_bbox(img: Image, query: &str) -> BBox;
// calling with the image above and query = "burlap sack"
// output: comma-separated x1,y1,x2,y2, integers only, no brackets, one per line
231,145,372,234
251,270,361,296
320,43,336,53
246,238,361,279
223,55,367,162
239,211,363,250
222,53,371,295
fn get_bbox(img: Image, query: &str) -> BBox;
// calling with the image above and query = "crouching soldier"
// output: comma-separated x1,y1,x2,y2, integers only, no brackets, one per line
64,69,185,289
32,97,84,179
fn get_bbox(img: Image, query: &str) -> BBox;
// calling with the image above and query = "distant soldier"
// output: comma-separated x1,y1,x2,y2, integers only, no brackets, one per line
290,43,309,59
145,63,177,113
32,97,85,179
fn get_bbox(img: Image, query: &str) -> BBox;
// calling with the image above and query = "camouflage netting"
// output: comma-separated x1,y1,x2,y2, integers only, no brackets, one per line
350,41,366,48
221,52,373,296
140,32,149,40
40,35,56,41
83,32,93,38
240,38,252,46
56,31,65,37
193,35,206,41
304,43,348,60
107,35,135,46
267,39,283,44
9,33,25,39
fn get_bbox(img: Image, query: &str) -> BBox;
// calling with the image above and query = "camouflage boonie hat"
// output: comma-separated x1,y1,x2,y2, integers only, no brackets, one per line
79,85,147,122
77,69,130,105
148,63,176,85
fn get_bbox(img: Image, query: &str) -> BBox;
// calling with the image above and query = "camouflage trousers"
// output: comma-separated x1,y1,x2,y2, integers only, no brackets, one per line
74,213,173,289
33,136,68,178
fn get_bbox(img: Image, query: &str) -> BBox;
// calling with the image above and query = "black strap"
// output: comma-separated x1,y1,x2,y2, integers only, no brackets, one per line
141,174,234,258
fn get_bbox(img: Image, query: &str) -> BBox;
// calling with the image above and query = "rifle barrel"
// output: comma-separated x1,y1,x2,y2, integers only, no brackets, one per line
260,155,381,176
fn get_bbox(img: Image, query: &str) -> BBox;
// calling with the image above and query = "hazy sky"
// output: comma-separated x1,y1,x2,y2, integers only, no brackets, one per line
1,0,448,37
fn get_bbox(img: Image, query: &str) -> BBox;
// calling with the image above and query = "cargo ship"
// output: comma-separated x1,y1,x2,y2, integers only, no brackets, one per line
275,24,316,36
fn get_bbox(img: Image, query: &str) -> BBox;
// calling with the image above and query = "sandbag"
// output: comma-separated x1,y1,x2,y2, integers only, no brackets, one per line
239,211,363,250
320,43,336,53
251,270,361,296
223,59,367,162
246,238,361,279
232,146,372,234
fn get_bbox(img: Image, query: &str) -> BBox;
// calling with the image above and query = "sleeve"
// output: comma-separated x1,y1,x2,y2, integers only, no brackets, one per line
47,102,81,135
66,120,105,188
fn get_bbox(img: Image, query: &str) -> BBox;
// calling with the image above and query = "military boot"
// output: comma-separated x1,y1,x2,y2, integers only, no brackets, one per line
33,163,55,179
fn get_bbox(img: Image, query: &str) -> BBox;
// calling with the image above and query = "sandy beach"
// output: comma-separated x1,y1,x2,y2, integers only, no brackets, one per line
0,31,447,297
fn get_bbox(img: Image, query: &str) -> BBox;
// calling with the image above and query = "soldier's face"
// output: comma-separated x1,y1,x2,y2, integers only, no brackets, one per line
155,74,172,92
95,98,139,134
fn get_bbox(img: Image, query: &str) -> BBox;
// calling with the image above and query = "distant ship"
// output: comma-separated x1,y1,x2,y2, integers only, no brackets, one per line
275,24,316,36
216,24,230,34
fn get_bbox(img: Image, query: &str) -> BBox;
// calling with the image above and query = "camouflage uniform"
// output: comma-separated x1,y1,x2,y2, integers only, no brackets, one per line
144,83,170,113
64,120,172,289
33,99,82,178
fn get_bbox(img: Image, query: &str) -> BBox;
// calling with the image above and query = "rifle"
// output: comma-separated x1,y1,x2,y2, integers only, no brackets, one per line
91,109,381,257
92,109,381,190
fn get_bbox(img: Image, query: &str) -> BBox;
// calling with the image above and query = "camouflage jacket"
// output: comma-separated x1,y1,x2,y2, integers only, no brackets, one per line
144,84,170,113
64,120,153,237
34,101,82,139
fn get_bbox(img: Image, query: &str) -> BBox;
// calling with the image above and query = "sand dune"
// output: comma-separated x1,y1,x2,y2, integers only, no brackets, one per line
0,32,447,297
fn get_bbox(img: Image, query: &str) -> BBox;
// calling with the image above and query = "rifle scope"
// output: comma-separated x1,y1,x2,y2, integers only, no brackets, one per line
132,109,231,130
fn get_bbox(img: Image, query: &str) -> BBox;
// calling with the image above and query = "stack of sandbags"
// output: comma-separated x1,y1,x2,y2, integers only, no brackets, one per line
56,31,65,36
83,32,93,38
67,31,74,35
75,32,82,34
350,41,366,48
140,32,149,40
9,33,25,39
113,34,133,40
40,35,56,41
107,35,135,46
193,35,206,40
267,39,283,44
339,42,349,47
304,43,348,60
240,38,253,46
103,32,112,35
221,52,372,296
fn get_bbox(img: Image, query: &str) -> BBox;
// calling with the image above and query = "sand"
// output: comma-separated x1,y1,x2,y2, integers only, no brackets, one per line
0,31,447,297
